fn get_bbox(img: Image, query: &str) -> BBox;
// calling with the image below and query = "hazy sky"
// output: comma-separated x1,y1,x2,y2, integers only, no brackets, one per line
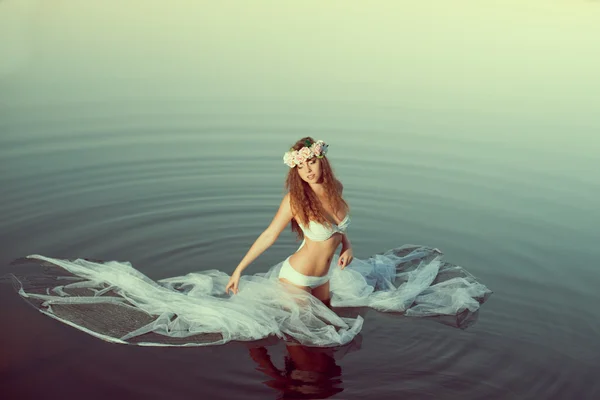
1,0,599,124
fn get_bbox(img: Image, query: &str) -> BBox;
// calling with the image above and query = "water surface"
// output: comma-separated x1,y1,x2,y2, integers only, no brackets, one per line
1,1,599,399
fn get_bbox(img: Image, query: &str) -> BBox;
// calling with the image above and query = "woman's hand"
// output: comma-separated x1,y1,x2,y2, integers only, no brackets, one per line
225,270,241,294
338,246,353,269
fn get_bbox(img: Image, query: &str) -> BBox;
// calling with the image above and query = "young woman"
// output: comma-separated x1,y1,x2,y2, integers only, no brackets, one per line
225,137,352,307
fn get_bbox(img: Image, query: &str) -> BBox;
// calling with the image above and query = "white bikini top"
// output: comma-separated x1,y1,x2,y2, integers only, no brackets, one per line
299,214,351,241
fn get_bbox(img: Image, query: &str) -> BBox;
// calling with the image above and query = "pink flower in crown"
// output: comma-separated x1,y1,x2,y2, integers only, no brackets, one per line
293,151,305,165
298,146,313,161
312,142,323,156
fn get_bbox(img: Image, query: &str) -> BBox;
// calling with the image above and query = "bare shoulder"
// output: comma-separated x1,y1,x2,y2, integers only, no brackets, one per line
264,192,293,238
282,192,292,207
279,192,292,215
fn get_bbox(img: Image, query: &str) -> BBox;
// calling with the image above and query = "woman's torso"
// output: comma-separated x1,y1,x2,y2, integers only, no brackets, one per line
288,207,349,277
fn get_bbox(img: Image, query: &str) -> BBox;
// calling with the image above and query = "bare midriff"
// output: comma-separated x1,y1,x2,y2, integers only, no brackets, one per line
287,233,343,277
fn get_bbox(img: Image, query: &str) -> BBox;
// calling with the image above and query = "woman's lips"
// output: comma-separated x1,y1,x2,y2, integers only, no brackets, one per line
307,174,315,179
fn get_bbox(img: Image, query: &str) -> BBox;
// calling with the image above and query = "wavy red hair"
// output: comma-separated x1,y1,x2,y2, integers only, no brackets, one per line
284,137,349,240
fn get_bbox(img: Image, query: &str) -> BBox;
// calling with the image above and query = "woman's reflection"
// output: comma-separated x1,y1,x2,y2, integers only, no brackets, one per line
249,344,344,399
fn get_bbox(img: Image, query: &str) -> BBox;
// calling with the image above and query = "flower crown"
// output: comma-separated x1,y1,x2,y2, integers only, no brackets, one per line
283,139,329,168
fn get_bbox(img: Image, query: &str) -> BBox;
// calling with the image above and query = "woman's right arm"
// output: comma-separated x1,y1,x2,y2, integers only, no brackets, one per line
225,193,293,294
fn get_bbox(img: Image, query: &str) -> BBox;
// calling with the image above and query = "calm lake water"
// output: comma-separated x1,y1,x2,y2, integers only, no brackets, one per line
1,1,599,399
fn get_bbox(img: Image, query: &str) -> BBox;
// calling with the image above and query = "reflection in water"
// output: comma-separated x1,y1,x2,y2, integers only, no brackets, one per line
249,341,357,399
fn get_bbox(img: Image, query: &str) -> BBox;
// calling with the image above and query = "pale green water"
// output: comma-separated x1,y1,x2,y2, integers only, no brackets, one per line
1,1,599,399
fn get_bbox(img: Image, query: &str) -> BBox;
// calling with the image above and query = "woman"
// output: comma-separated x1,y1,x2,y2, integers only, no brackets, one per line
225,137,352,307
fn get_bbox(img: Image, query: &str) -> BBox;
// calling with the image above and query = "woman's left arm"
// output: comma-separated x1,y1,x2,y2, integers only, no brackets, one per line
338,233,353,268
336,179,353,268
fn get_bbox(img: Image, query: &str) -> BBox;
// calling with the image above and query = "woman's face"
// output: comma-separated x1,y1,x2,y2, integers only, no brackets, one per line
296,157,321,183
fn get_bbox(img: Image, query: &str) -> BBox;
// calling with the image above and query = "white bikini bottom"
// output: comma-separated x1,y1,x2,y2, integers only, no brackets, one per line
278,256,332,289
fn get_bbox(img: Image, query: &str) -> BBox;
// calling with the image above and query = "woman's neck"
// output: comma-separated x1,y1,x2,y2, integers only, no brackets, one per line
309,182,325,196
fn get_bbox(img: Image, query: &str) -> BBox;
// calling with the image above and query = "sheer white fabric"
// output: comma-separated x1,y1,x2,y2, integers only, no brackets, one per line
10,245,490,347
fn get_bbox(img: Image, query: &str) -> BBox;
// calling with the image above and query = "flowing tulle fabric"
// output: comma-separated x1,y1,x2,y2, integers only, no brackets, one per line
9,245,491,347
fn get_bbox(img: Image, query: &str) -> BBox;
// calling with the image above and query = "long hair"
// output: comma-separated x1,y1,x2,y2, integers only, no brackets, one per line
284,137,349,240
